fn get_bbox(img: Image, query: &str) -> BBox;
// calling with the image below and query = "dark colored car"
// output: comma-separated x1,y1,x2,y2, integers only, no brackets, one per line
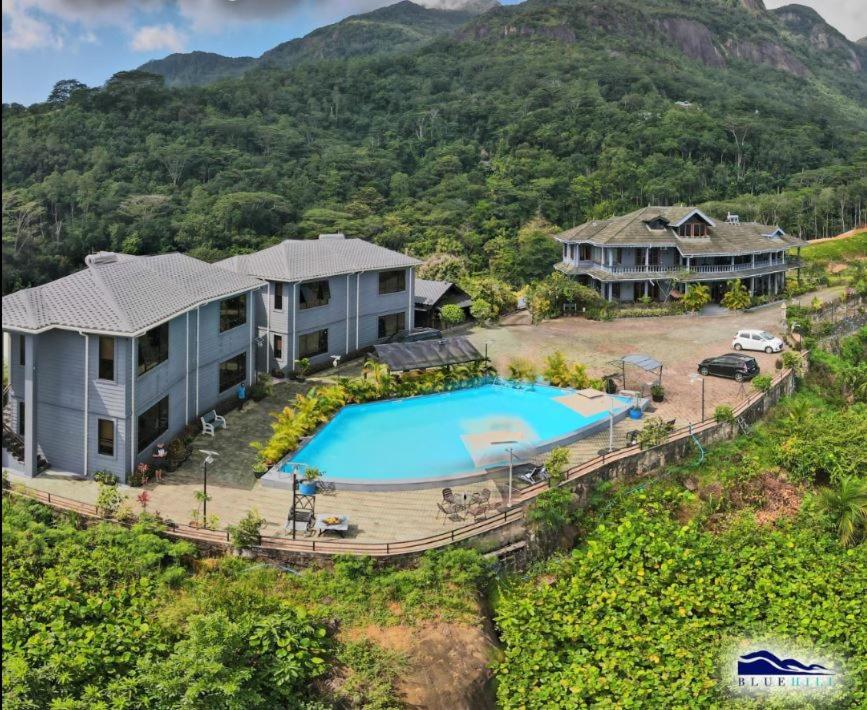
383,327,443,344
697,353,760,381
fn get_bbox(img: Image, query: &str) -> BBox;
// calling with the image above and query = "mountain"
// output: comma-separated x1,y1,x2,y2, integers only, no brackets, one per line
138,51,256,88
4,0,866,292
771,3,865,73
138,0,497,88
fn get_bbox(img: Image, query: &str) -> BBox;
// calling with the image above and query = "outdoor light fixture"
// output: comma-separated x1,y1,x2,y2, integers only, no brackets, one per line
492,439,519,507
198,449,219,519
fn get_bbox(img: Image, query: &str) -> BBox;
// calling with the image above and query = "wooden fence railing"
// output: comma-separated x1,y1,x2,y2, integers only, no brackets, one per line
4,369,796,559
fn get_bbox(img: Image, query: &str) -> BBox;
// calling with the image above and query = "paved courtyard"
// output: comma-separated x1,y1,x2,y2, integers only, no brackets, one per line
14,287,842,543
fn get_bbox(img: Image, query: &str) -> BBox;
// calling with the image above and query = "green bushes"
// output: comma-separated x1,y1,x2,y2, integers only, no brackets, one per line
681,283,711,312
752,373,773,392
493,486,867,707
542,351,592,389
636,416,674,449
721,279,751,310
439,303,465,327
507,358,537,382
227,509,266,550
714,405,735,423
526,272,603,322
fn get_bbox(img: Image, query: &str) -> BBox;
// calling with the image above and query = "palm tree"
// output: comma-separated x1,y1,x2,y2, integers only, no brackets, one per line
817,476,867,547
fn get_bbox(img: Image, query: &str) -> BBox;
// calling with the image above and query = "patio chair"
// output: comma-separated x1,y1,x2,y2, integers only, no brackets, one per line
519,465,548,486
437,501,465,524
442,488,456,504
469,502,490,521
286,509,313,535
201,409,227,437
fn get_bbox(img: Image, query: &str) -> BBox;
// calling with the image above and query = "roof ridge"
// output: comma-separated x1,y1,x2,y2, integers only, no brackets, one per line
86,257,136,332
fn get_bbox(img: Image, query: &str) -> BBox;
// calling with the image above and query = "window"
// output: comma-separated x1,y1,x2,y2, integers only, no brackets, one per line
298,329,328,359
219,353,247,392
274,282,283,311
219,294,247,332
138,323,169,376
19,335,26,366
98,419,114,456
378,312,406,339
678,220,708,238
98,336,115,381
273,334,283,361
378,269,406,295
17,402,25,436
299,280,330,310
137,396,168,452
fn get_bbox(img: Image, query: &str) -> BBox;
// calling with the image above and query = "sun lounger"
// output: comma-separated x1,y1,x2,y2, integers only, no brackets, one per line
519,465,548,486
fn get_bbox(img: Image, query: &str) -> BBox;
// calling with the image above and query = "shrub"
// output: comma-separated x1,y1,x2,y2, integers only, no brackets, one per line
461,276,516,316
542,351,591,389
507,358,537,382
544,448,570,484
650,384,665,401
752,374,773,392
714,405,735,423
526,272,603,322
249,373,273,401
681,283,711,312
721,279,751,310
129,463,151,487
636,416,674,449
96,482,124,518
92,470,118,485
439,303,465,327
781,351,804,375
227,509,266,550
469,298,495,322
526,488,575,534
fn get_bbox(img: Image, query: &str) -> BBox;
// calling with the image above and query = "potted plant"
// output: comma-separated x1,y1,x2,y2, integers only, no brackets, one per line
252,461,269,478
650,383,665,403
299,466,322,495
293,357,311,381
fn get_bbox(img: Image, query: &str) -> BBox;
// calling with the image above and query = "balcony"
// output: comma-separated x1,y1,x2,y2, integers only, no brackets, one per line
556,257,800,281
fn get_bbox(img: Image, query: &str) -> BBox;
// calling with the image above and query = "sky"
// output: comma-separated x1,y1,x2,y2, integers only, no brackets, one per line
2,0,865,106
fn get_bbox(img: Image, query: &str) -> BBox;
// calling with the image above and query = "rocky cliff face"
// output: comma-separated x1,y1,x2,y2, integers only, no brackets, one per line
772,4,863,72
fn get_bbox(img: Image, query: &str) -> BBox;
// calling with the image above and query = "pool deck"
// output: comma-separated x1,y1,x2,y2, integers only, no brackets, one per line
13,375,644,542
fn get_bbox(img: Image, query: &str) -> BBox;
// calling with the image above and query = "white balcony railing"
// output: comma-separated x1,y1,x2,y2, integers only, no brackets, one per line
562,258,794,276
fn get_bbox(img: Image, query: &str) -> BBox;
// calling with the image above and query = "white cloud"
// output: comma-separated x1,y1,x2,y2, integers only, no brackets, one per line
130,22,186,52
2,0,65,50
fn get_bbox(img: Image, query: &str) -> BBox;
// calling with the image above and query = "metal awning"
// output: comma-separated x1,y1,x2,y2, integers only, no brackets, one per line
372,336,483,372
608,353,664,387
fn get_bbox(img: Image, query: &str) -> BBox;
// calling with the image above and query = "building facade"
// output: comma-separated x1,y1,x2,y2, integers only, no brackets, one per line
554,207,805,302
2,252,263,481
218,234,421,374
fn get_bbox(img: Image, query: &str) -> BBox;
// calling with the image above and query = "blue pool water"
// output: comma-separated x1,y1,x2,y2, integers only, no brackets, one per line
283,383,632,484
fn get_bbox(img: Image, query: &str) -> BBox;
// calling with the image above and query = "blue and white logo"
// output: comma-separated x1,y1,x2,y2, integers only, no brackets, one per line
725,640,846,698
738,650,835,682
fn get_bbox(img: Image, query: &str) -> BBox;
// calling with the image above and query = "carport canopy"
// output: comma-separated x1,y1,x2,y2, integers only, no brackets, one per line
372,336,483,372
608,353,664,388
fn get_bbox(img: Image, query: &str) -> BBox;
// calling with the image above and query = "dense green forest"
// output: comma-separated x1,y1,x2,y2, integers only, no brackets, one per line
3,0,867,294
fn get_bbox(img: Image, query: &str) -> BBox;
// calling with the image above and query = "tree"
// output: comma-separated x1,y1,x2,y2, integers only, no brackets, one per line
817,476,867,547
47,79,88,105
417,253,469,283
439,303,465,327
721,279,751,311
681,283,711,312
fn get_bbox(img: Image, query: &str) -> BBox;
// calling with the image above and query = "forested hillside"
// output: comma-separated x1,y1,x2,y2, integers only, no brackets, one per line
3,0,866,293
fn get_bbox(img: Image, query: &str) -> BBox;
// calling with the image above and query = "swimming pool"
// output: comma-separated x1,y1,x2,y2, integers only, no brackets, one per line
272,383,635,489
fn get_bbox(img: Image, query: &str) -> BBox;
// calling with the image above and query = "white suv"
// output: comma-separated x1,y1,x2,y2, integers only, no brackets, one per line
731,329,784,354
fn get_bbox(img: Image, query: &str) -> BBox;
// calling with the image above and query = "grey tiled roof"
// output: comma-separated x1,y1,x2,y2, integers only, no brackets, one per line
2,252,263,335
554,206,805,254
217,237,421,282
414,278,454,307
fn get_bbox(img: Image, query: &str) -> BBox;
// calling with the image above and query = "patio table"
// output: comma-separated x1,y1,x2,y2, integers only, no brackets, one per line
313,514,349,537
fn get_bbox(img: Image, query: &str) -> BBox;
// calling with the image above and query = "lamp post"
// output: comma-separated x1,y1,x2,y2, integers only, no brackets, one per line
493,439,518,507
689,374,705,422
198,450,219,520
